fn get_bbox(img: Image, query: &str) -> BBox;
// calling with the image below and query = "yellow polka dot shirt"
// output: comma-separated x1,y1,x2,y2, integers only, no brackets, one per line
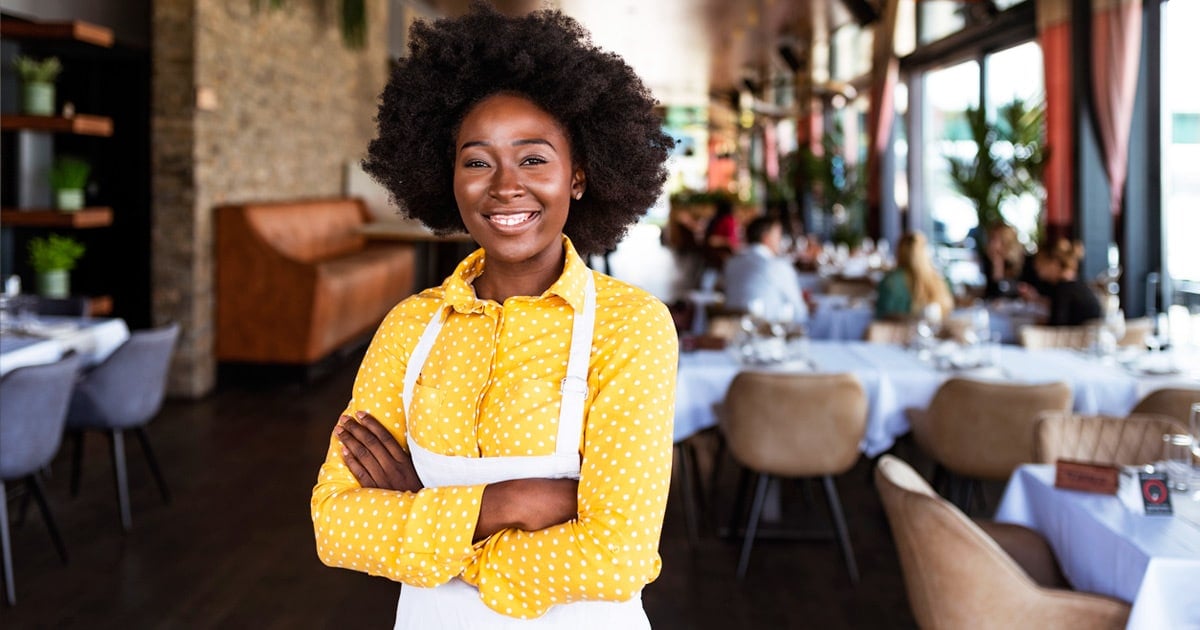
311,237,679,619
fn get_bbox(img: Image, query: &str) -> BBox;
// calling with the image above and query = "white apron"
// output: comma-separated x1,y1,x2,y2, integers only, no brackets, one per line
394,273,650,629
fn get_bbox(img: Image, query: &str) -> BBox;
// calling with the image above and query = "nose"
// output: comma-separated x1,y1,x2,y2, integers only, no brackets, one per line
488,164,524,201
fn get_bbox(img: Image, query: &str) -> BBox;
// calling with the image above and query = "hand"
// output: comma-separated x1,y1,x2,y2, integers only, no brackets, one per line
335,411,423,493
1016,282,1038,302
475,478,578,542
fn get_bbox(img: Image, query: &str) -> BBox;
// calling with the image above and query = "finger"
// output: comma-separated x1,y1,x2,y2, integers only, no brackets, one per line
346,417,411,490
354,411,409,463
338,441,377,488
337,424,390,488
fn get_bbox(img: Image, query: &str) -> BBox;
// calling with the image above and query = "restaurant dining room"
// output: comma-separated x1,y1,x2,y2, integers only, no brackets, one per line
1,0,1198,628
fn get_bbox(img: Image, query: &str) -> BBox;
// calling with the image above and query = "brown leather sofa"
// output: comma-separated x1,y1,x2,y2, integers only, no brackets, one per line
216,198,415,365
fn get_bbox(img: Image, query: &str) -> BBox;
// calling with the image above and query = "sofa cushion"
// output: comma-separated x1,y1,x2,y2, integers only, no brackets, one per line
245,199,367,263
308,246,415,361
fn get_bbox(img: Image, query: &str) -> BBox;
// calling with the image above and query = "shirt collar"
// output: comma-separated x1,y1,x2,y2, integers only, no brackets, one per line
442,236,591,314
750,243,775,258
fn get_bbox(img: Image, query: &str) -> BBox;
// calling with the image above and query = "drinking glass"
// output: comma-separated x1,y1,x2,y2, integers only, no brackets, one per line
1191,403,1200,461
1162,433,1194,492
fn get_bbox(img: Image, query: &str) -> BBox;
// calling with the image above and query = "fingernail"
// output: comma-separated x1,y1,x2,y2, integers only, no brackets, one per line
355,411,367,419
338,415,350,425
341,446,348,455
334,426,344,435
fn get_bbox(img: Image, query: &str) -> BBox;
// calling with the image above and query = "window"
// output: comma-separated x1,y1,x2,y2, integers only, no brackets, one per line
921,59,979,245
1163,0,1200,282
914,41,1044,246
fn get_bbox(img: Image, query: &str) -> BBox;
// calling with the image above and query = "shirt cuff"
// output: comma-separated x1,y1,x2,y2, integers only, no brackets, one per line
397,484,486,567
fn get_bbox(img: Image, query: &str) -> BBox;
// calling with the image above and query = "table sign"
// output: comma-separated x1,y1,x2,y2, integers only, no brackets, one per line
1054,459,1119,494
1139,471,1173,515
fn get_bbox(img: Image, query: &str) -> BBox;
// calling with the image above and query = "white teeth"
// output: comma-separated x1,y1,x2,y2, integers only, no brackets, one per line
489,212,535,226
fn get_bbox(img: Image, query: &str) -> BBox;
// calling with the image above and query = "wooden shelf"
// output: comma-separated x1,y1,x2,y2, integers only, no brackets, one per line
0,207,113,228
0,114,113,136
0,19,114,48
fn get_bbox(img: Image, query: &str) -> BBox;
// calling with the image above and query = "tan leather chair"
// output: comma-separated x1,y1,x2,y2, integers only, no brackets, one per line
720,371,866,581
1018,324,1095,350
866,319,913,344
875,455,1131,630
1033,412,1188,466
907,378,1072,511
1130,387,1200,426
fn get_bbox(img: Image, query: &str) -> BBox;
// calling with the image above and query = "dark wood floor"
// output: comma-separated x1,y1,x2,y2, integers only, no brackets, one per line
2,349,927,629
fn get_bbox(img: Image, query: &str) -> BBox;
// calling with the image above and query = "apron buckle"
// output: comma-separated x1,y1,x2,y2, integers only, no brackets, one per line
560,376,588,397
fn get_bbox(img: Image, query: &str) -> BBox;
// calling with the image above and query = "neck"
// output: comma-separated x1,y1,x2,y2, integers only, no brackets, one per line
473,248,566,303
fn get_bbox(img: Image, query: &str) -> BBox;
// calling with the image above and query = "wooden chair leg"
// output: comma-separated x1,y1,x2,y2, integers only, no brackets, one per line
27,474,68,564
1,481,15,606
822,475,859,584
133,428,171,504
736,472,771,580
108,430,132,532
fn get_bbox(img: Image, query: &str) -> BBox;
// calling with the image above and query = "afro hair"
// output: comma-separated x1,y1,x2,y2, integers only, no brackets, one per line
362,1,674,256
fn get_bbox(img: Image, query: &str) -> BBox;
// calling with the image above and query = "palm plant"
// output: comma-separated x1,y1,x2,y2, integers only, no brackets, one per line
946,98,1047,233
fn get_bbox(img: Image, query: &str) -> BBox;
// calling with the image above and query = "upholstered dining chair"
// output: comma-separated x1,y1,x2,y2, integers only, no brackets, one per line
865,319,912,345
719,371,867,581
874,455,1131,630
0,353,83,605
1130,386,1200,427
907,377,1072,513
1033,412,1188,466
66,322,180,531
1018,324,1095,350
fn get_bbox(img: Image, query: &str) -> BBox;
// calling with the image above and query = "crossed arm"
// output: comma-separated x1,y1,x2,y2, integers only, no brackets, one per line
335,411,578,542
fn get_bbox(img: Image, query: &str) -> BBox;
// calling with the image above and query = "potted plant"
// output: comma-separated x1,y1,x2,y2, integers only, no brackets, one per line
945,98,1047,241
49,156,91,211
27,233,85,298
13,55,62,116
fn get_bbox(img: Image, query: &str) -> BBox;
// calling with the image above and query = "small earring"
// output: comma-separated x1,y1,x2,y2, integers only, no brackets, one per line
574,191,583,200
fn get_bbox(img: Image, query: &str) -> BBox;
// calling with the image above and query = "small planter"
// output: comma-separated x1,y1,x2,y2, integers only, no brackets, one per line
22,81,55,116
37,269,70,298
55,188,85,211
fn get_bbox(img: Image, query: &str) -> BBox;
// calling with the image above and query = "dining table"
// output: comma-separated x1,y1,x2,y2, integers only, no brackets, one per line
673,340,1200,453
0,315,130,376
995,464,1200,630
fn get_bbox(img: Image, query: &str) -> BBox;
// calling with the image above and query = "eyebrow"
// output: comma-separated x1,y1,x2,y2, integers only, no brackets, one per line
459,138,556,153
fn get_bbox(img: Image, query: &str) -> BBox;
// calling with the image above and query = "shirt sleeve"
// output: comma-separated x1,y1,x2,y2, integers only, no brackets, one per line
310,307,486,587
458,299,679,619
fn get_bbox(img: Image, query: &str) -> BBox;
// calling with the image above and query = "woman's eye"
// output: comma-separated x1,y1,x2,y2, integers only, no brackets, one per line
521,156,547,166
463,159,488,168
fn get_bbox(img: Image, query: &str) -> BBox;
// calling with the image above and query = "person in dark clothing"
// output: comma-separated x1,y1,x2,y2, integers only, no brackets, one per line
980,222,1045,299
1020,238,1101,326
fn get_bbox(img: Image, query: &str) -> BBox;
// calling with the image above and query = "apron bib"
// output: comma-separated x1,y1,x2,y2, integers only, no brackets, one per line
394,273,649,629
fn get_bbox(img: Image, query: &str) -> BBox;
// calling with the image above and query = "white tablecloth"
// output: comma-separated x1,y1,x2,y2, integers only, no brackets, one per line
0,317,130,376
673,341,1200,454
995,465,1200,630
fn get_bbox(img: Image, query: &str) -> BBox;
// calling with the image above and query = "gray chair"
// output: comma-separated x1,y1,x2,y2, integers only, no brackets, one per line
66,322,180,531
0,353,83,605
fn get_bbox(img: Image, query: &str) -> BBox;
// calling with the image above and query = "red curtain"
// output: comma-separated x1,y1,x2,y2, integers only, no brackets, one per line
1038,0,1074,235
865,0,899,238
1091,0,1142,217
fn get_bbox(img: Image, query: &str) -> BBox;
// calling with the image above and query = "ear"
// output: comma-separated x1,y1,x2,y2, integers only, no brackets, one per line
571,168,586,200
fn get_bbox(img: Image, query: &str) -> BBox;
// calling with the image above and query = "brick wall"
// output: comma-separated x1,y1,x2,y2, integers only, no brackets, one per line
152,0,389,397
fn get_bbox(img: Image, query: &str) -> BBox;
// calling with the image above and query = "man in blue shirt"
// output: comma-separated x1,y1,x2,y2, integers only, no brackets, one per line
722,215,809,323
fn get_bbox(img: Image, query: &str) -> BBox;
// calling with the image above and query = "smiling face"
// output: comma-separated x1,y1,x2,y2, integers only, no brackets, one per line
453,93,585,276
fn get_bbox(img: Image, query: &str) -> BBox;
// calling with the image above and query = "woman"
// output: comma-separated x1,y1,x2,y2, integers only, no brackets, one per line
1021,238,1101,326
310,5,677,628
875,231,954,321
980,222,1038,299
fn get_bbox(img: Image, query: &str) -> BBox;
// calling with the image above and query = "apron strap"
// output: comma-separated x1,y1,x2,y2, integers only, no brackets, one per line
401,272,597,458
555,272,596,457
403,306,449,419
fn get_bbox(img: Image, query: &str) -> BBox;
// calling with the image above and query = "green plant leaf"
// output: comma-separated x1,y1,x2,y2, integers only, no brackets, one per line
27,233,86,273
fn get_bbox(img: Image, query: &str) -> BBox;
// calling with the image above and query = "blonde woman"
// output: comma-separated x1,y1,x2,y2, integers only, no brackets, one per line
874,231,954,320
982,222,1035,298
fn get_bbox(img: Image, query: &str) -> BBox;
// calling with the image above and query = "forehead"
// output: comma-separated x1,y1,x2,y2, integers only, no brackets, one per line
456,93,569,142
